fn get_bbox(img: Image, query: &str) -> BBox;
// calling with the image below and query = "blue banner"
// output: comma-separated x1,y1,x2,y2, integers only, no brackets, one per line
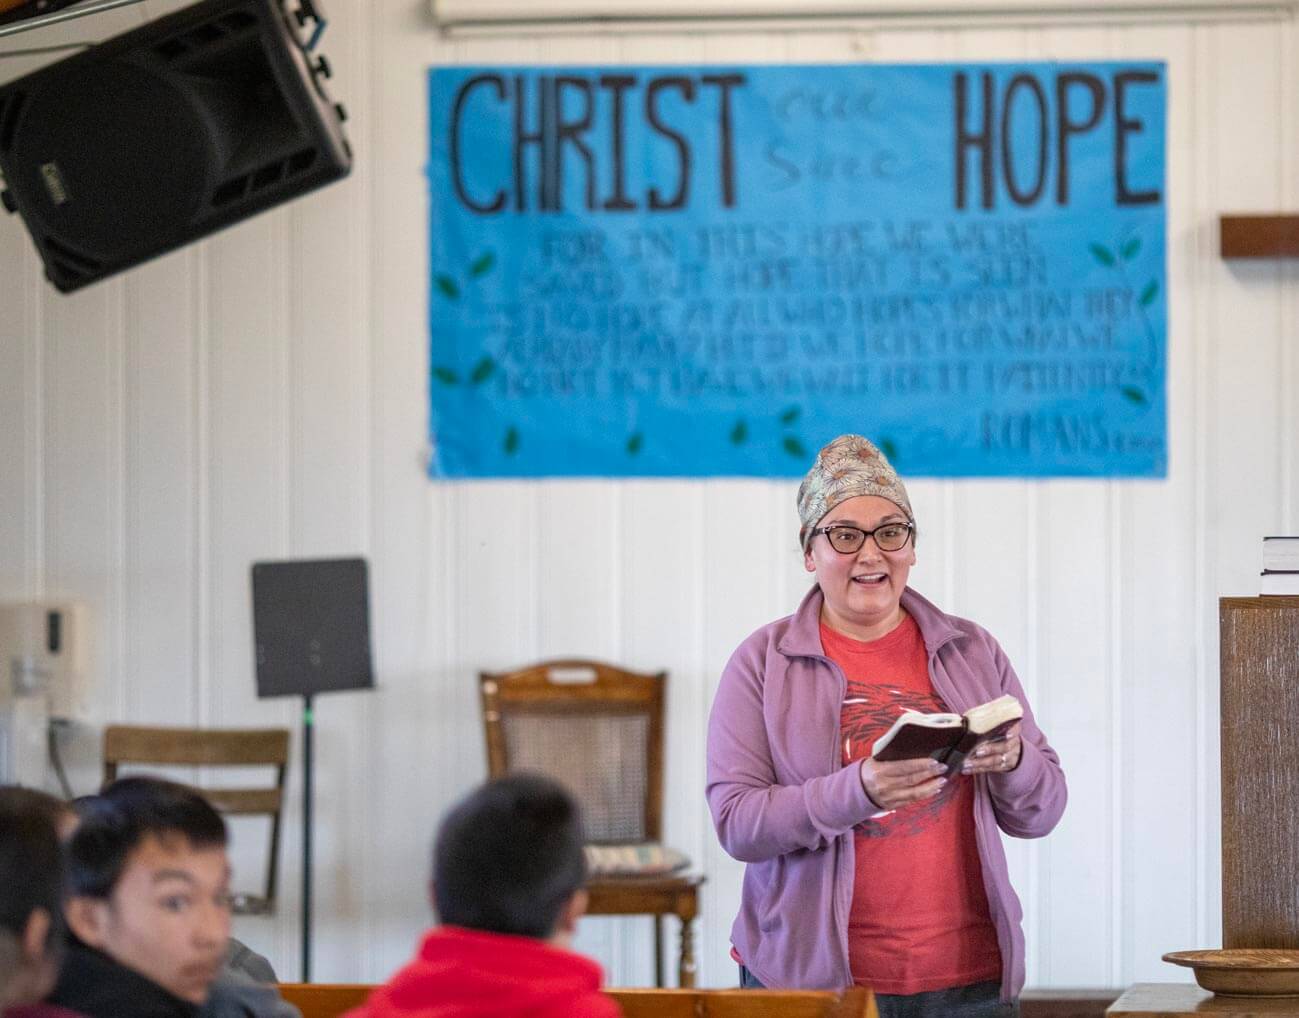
427,62,1166,477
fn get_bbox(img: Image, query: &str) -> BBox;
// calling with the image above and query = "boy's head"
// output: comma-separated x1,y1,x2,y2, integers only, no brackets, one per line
432,774,588,943
64,777,231,1005
0,785,67,1007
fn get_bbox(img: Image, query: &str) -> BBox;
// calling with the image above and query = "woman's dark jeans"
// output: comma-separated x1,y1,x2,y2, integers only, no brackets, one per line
738,968,1018,1018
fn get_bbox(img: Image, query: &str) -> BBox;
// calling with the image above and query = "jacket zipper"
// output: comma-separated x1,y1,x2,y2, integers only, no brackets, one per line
929,644,1015,1002
821,653,855,988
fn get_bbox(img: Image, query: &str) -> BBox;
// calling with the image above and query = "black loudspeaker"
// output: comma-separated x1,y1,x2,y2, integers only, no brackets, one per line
0,0,351,292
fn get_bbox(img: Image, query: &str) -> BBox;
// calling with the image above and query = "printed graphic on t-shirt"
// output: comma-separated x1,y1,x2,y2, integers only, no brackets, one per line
844,682,957,838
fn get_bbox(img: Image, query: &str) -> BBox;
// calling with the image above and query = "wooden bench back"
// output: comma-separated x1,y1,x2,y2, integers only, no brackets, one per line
609,987,875,1018
276,984,876,1018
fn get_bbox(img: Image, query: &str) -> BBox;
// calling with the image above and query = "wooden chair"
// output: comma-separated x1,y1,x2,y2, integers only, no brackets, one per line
277,985,875,1018
609,987,877,1018
102,724,289,916
479,659,705,987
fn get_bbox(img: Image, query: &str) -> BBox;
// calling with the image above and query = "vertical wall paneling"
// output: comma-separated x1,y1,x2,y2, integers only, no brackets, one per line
362,1,458,980
621,24,729,984
606,28,708,980
1,1,1296,990
1206,17,1287,958
620,478,707,985
1282,20,1298,533
284,0,372,976
121,251,198,724
1118,22,1202,984
1293,9,1299,536
190,238,214,910
1189,22,1217,955
348,0,378,981
40,276,126,786
952,23,1051,989
1211,22,1283,596
200,209,295,966
690,23,794,993
698,477,779,989
0,219,39,595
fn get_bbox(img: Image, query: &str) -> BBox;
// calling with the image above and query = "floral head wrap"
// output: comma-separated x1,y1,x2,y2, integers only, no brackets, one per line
797,435,914,551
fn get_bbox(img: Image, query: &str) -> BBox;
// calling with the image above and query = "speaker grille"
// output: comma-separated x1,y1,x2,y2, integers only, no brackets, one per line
211,147,318,208
152,9,260,63
11,62,213,257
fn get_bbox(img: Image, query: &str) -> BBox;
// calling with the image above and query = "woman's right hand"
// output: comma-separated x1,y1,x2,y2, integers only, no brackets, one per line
858,756,947,811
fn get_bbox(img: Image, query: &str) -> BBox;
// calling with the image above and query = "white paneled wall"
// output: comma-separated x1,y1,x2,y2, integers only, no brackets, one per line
1,0,1296,993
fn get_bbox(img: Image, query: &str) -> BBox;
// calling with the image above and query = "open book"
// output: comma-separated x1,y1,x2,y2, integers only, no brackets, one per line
871,694,1023,775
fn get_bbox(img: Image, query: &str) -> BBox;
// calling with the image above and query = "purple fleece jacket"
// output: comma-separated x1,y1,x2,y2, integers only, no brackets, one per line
706,585,1066,999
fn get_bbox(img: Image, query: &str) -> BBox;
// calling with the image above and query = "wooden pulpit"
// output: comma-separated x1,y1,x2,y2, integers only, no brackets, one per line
1219,596,1299,948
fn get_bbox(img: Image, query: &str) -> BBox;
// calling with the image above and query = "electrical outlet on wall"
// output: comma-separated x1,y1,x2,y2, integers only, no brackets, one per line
0,601,89,720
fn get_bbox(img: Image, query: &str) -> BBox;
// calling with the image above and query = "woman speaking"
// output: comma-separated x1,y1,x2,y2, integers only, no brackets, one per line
706,434,1066,1018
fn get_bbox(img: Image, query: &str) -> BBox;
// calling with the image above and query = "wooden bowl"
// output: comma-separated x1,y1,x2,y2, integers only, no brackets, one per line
1163,949,1299,996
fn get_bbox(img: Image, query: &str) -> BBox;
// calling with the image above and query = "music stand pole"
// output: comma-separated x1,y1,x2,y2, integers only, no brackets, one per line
252,557,374,985
301,692,314,983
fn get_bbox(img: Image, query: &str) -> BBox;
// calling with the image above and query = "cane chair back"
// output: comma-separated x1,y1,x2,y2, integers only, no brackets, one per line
479,659,664,843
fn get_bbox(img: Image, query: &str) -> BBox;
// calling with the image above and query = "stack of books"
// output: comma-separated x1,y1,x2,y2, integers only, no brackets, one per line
1262,536,1299,595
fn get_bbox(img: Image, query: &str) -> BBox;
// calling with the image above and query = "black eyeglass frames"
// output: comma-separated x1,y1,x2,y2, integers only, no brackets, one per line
810,522,914,555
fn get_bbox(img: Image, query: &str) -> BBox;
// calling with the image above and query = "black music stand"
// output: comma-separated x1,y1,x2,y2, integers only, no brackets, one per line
251,557,373,983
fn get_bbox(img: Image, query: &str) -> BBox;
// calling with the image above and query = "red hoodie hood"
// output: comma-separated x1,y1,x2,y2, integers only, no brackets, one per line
343,927,621,1018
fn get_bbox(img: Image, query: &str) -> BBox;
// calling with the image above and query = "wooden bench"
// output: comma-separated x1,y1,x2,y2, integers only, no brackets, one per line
277,984,370,1018
276,981,1120,1018
609,987,875,1018
277,984,876,1018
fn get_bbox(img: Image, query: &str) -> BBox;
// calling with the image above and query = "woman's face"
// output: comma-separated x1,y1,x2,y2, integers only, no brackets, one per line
803,494,915,642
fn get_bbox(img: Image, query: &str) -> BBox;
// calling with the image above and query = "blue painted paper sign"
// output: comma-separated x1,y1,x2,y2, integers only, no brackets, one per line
427,62,1166,477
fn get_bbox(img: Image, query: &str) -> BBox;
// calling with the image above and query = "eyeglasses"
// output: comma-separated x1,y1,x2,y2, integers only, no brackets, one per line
811,522,914,555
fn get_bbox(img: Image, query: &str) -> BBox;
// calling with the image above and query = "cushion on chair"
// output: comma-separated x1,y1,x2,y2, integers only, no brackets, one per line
584,842,690,876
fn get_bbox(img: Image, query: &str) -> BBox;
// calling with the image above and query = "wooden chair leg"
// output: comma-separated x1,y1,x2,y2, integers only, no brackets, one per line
678,913,697,988
653,915,664,987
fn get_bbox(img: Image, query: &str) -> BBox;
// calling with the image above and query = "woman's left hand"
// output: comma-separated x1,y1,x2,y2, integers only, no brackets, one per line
961,722,1023,775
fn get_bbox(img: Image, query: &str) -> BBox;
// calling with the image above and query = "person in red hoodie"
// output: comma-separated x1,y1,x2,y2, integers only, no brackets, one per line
344,774,620,1018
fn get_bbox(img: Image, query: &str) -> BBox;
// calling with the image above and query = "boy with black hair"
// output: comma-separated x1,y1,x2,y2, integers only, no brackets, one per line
53,782,297,1018
50,777,232,1018
0,786,83,1018
345,774,620,1018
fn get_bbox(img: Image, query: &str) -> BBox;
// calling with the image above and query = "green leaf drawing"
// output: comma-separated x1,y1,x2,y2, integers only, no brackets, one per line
778,405,801,425
730,420,748,445
879,437,899,461
1120,237,1142,261
782,436,807,458
1139,280,1159,307
1088,243,1116,267
432,366,460,385
469,252,496,278
470,356,496,384
1120,385,1149,407
503,426,520,456
626,433,644,455
435,274,460,300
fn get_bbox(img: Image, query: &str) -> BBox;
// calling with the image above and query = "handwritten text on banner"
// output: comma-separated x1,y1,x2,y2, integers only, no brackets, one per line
427,63,1166,477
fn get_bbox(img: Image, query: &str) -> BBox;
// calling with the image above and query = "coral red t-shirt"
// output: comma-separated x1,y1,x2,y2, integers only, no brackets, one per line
824,614,1001,996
